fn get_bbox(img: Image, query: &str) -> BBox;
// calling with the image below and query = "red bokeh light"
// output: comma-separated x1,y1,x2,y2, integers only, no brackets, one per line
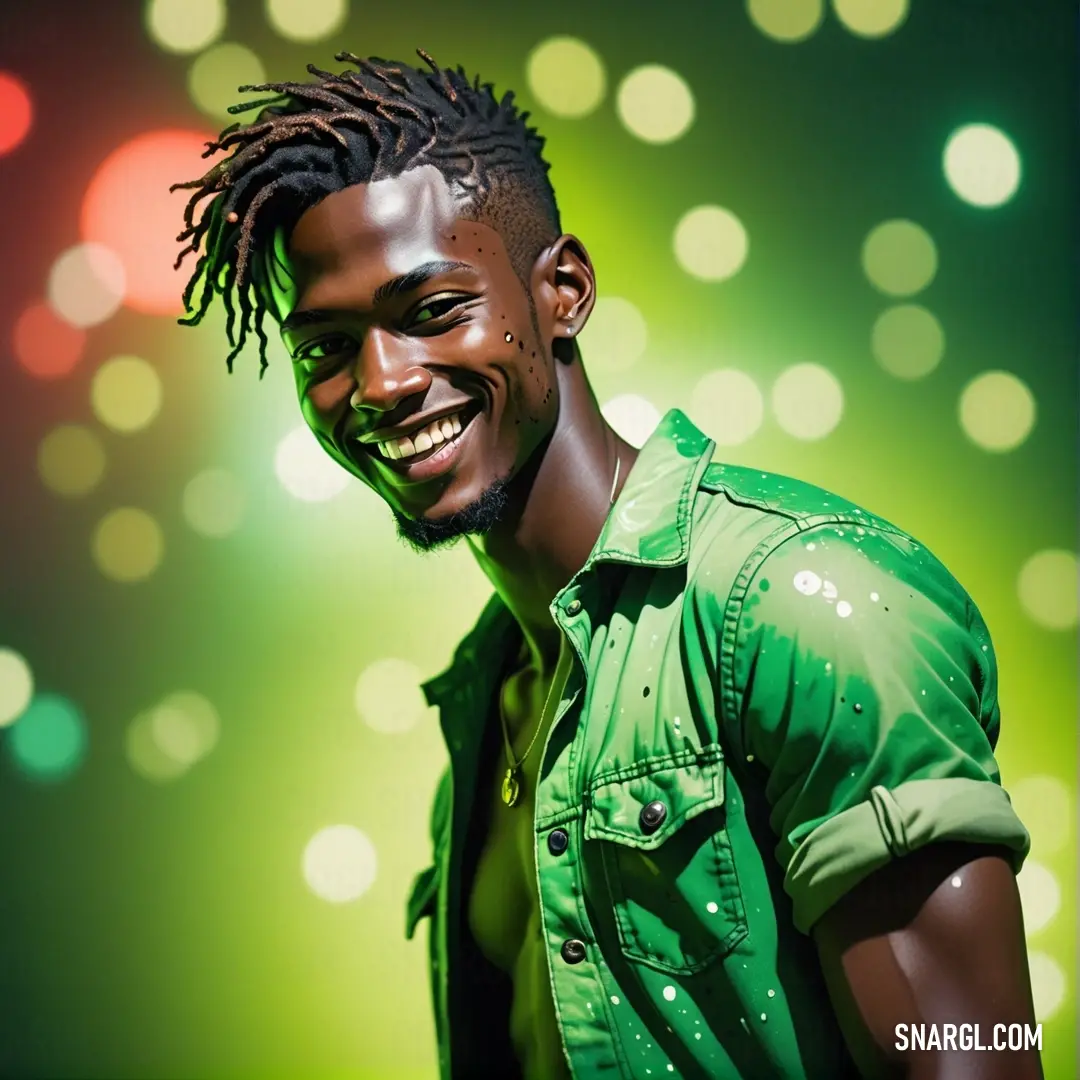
13,303,88,379
80,129,217,317
0,72,33,156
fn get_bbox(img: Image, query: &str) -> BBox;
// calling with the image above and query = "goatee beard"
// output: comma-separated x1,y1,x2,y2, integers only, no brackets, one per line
392,479,510,553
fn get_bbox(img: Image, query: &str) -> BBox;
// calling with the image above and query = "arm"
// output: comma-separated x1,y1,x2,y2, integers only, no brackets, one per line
814,841,1041,1079
725,522,1035,1077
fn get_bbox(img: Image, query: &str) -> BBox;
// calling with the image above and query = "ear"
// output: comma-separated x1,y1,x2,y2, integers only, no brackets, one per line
529,234,596,347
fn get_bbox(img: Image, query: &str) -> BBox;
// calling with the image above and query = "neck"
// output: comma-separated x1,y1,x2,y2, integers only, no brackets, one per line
467,355,638,674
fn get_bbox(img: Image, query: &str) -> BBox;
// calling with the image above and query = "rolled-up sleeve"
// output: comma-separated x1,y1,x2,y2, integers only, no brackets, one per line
729,521,1030,934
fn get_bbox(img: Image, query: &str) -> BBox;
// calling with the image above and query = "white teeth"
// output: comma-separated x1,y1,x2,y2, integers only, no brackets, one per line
372,409,467,461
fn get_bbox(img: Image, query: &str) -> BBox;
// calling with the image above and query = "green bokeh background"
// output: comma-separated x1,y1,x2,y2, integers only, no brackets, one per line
0,1,1075,1077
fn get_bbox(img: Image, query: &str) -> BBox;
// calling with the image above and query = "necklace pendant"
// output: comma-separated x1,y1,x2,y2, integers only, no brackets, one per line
502,768,521,807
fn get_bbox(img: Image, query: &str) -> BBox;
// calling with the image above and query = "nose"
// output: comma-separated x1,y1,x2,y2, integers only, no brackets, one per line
349,326,430,413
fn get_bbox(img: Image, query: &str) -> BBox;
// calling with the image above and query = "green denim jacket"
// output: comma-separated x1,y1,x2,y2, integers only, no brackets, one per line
405,409,1030,1079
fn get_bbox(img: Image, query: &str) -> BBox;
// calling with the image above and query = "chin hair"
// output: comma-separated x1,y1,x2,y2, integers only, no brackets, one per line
392,479,510,553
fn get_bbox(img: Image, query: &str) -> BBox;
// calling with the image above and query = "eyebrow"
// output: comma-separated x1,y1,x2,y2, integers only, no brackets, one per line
280,259,475,335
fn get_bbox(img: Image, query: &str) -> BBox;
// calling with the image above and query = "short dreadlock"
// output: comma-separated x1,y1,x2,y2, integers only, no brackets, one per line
172,49,561,377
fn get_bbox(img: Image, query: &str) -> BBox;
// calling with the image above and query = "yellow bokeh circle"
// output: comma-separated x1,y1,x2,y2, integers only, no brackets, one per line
958,370,1036,452
832,0,909,38
188,42,267,122
182,467,246,538
771,363,844,440
0,648,34,728
616,65,695,144
1009,775,1072,857
38,425,106,497
579,296,648,373
92,508,165,583
688,369,764,446
91,355,163,434
146,0,225,54
265,0,347,43
526,37,606,119
747,0,825,43
871,305,946,380
861,219,937,297
674,205,749,282
1017,549,1078,631
1026,951,1066,1024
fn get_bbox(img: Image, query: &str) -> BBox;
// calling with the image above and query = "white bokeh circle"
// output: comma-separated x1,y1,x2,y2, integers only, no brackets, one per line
355,657,429,734
688,369,764,446
674,206,749,282
601,394,662,448
771,363,844,440
274,425,350,502
303,824,378,903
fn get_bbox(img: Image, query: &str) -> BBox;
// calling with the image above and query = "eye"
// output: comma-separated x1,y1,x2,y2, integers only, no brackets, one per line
409,294,470,328
293,334,353,370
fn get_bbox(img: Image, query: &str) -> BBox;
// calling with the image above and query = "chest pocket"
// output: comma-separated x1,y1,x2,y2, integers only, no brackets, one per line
584,745,747,975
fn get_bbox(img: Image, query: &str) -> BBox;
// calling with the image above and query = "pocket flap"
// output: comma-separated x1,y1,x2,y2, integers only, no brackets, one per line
405,864,438,940
584,745,725,851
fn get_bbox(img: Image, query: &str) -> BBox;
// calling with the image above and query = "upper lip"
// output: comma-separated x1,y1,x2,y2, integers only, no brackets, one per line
355,402,473,445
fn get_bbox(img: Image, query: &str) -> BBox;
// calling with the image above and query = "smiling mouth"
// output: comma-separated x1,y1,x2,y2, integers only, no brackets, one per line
357,403,480,467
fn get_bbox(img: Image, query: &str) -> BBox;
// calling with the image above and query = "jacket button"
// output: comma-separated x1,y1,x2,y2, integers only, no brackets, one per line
639,800,667,833
548,828,569,855
566,599,582,616
561,939,587,964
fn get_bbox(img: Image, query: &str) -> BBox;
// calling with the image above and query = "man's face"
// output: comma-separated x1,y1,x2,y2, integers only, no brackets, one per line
277,166,559,549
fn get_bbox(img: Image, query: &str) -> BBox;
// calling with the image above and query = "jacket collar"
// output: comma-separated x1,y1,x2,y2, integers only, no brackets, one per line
588,408,715,569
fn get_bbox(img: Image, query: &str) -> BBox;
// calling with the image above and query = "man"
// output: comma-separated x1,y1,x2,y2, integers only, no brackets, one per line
173,51,1040,1079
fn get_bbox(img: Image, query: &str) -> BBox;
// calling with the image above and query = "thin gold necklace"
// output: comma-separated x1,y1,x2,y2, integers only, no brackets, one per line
499,637,570,807
497,453,621,808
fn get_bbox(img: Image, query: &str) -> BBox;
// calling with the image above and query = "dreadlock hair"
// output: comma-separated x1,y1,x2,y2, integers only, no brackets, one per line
171,49,561,378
